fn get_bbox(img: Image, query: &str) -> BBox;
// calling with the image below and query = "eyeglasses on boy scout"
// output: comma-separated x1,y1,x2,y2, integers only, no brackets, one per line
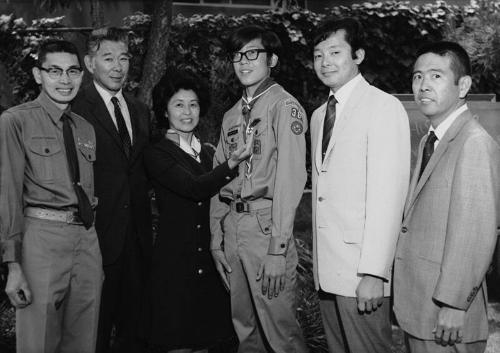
230,49,268,63
38,66,83,79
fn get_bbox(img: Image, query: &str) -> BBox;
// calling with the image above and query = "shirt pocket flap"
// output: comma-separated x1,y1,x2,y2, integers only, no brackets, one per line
256,211,272,235
77,144,96,162
28,137,61,156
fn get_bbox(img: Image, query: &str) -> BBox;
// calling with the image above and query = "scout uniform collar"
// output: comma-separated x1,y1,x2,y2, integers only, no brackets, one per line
165,129,201,162
241,77,277,115
240,77,277,179
36,91,67,125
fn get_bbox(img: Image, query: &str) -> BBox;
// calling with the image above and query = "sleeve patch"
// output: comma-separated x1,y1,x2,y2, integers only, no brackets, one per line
291,121,304,135
290,107,304,121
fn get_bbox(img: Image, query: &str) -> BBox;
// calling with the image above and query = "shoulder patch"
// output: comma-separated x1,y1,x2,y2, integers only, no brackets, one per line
291,121,303,135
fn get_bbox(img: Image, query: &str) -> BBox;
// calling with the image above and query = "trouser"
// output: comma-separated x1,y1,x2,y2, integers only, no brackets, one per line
223,207,308,353
17,216,103,353
405,333,487,353
96,228,146,353
318,292,392,353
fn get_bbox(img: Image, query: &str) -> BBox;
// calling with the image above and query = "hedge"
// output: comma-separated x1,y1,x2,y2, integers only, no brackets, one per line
0,1,499,144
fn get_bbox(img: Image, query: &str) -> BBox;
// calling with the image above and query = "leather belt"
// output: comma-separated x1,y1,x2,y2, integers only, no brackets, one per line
230,199,272,213
25,207,84,225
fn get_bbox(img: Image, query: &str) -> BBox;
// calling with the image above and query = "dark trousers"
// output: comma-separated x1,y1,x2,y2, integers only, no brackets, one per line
96,230,147,353
318,291,392,353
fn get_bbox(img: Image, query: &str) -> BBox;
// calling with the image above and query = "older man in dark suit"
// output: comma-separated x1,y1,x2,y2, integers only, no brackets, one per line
72,27,152,353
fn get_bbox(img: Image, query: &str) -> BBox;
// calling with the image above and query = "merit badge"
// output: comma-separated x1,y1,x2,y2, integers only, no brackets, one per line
78,137,95,150
253,139,261,155
291,121,303,135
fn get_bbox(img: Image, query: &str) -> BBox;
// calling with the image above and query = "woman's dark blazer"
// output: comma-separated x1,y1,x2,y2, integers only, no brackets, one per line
143,137,236,348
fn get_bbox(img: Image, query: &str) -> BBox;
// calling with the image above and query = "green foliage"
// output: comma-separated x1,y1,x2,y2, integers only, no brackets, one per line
443,0,500,97
121,1,479,144
1,1,500,143
0,14,64,105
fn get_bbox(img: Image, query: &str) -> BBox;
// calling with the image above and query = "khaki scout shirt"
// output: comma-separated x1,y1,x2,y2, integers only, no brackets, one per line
210,83,307,255
0,92,97,263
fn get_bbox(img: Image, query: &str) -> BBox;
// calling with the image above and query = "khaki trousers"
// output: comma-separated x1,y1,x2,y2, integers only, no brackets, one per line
223,207,308,353
16,217,103,353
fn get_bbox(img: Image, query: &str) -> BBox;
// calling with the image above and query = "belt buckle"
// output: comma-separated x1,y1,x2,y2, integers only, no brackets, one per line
235,201,248,213
66,212,76,223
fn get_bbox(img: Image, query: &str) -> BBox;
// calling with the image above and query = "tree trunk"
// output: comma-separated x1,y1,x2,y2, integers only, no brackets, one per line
90,0,105,28
137,0,172,108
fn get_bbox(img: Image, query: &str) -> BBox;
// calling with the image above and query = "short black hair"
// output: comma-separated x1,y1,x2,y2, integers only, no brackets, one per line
152,68,210,128
415,41,471,84
313,18,365,59
227,25,282,60
37,39,82,68
86,27,129,55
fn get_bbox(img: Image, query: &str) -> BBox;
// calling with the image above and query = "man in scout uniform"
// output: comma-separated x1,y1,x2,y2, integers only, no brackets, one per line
210,25,308,353
0,40,102,353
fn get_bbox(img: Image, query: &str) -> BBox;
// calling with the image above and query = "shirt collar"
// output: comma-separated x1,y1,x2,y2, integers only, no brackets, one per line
166,129,201,161
36,91,66,124
93,81,124,105
329,73,363,106
429,104,468,141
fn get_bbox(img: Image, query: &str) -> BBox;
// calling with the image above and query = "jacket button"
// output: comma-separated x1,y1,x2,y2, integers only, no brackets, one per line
318,197,324,202
401,226,408,233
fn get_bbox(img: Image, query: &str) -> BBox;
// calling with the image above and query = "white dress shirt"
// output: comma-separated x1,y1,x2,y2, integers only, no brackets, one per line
429,104,468,148
94,81,133,143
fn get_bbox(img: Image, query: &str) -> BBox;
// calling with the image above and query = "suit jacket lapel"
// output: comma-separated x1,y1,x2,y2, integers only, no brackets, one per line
405,110,473,216
86,84,124,154
124,94,143,164
314,102,327,174
321,77,370,170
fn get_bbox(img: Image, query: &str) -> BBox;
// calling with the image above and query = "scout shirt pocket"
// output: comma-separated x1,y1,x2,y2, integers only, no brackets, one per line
27,136,63,183
225,125,240,159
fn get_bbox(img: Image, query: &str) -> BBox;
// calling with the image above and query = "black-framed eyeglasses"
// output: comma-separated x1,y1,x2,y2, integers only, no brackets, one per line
230,49,268,63
38,66,83,79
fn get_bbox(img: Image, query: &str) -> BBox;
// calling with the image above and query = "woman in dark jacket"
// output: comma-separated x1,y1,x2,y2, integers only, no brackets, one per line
144,69,253,353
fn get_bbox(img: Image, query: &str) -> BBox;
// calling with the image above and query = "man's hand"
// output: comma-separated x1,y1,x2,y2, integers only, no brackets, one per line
355,274,384,313
433,306,465,346
5,262,32,308
211,249,232,292
256,255,286,299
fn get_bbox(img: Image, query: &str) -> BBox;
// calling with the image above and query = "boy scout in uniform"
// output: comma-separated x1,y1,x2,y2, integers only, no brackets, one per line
0,40,102,353
210,25,308,353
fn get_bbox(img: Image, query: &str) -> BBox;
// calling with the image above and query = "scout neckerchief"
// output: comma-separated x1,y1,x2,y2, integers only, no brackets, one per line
241,77,277,178
165,129,201,163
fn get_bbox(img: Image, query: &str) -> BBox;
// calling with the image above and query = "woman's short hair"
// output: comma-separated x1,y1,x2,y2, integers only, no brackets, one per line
152,68,210,128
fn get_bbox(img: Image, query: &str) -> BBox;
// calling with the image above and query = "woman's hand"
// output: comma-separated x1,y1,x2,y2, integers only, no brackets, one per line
228,131,255,169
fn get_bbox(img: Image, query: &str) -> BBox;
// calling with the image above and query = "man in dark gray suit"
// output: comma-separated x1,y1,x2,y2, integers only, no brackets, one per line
72,27,152,353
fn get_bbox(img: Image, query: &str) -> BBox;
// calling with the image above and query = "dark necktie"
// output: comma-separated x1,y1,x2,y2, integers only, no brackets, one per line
419,131,438,178
61,114,94,229
111,96,132,158
322,95,338,160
